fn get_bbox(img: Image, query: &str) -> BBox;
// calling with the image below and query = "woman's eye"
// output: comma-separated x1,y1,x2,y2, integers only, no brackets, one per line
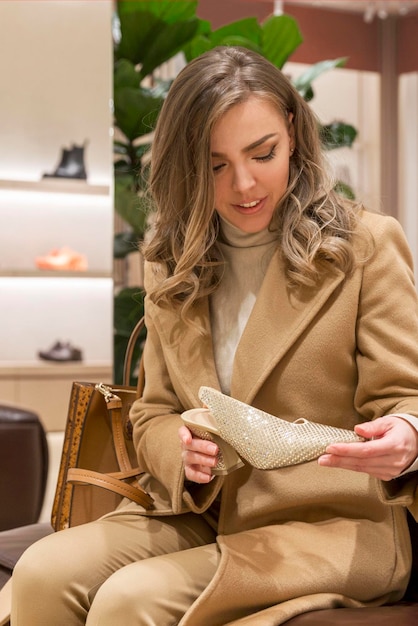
254,145,276,162
212,163,225,173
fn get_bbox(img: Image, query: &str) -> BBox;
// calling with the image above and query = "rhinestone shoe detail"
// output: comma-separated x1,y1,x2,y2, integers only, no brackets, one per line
182,386,364,474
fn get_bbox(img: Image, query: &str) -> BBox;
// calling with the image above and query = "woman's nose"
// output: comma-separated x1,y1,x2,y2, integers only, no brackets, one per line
231,166,256,192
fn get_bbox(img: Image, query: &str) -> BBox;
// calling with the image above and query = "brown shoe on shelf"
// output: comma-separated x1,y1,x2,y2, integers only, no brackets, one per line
38,341,83,363
35,247,88,272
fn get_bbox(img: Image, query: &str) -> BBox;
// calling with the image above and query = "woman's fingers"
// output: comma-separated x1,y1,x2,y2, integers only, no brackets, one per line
318,416,418,480
179,425,219,483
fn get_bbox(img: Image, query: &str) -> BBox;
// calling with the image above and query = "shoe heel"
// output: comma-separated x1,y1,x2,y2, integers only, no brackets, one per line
181,408,244,476
210,432,244,475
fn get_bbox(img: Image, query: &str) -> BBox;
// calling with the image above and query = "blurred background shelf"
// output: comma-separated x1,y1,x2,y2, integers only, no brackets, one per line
0,269,112,278
0,178,109,196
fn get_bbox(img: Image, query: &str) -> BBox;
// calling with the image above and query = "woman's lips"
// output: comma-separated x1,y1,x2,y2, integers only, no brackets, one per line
234,197,266,214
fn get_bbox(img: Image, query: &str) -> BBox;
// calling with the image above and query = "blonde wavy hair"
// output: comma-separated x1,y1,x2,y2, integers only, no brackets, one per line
143,46,360,321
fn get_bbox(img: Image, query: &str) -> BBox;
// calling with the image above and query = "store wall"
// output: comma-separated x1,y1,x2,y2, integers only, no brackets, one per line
0,0,114,524
0,0,113,364
0,0,112,184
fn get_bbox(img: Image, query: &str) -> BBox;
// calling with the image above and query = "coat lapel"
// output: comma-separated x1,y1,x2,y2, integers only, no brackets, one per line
230,250,345,404
151,296,220,408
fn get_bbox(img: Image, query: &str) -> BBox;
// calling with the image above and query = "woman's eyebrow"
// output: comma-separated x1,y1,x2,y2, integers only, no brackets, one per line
211,133,278,158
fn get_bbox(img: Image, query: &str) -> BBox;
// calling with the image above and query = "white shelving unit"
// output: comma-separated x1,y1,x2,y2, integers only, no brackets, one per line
0,177,113,430
0,2,114,435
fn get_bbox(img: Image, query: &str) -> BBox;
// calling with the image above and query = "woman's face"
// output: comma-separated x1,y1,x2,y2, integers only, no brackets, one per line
210,96,294,233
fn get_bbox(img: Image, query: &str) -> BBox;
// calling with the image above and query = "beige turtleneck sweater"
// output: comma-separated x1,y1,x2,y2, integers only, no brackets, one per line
209,217,278,395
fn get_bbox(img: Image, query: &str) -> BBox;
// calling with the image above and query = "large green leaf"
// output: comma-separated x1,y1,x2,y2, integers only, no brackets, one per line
261,15,303,68
183,34,213,61
293,58,347,101
113,287,146,385
115,174,150,235
182,18,212,61
211,18,261,46
320,121,357,150
114,287,145,336
116,0,199,74
114,58,140,90
114,71,164,141
139,20,200,78
117,0,197,22
184,17,261,61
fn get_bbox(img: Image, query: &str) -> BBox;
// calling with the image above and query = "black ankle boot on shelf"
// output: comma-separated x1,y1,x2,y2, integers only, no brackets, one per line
42,141,88,180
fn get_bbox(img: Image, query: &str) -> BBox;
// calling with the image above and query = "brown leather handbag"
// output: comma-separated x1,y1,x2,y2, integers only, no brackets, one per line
51,317,154,532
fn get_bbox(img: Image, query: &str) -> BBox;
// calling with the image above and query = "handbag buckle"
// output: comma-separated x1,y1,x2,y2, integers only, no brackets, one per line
95,382,118,403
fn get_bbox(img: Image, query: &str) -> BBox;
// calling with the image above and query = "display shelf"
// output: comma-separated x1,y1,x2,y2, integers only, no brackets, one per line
0,360,112,375
0,269,112,278
0,178,110,196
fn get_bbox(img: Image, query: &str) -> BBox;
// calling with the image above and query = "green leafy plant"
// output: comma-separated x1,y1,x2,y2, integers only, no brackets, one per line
112,0,357,383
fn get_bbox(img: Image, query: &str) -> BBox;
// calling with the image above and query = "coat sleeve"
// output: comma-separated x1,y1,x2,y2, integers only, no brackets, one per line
129,262,223,515
354,213,418,517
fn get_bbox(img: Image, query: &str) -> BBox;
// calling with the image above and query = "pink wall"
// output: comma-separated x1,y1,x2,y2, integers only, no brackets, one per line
197,0,272,27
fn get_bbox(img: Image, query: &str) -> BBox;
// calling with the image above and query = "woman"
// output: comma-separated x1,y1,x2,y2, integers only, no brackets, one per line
12,46,418,625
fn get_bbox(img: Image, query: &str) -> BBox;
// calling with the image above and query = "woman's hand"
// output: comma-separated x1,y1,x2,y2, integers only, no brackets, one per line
178,425,219,484
318,416,418,480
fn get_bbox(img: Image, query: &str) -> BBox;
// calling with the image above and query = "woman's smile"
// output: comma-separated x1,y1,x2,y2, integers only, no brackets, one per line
234,197,267,214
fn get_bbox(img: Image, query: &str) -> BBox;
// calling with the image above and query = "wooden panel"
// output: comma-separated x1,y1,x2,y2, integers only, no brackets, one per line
0,379,16,405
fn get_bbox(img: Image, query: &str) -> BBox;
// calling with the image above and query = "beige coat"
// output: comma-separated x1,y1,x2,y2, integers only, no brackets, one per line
129,210,418,625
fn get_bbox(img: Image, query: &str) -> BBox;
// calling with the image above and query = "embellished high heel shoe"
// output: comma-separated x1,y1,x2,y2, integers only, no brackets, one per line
182,386,364,474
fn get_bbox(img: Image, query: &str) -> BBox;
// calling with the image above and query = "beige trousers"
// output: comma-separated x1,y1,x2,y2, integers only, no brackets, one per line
11,511,219,626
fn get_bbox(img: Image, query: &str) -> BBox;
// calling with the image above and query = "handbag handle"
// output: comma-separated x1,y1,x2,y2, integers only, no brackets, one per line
67,467,154,509
123,316,146,390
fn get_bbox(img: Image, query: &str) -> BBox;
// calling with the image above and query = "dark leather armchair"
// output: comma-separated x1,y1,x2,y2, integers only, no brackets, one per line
0,405,48,531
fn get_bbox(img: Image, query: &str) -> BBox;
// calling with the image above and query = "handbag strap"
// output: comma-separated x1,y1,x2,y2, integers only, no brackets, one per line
67,468,154,509
111,397,132,473
86,317,154,510
123,316,146,389
95,383,136,473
